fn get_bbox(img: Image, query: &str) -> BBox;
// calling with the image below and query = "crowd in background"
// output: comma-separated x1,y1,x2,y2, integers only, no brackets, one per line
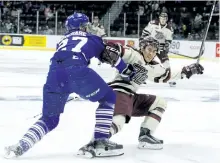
111,0,219,40
0,1,112,35
0,1,66,35
0,0,219,40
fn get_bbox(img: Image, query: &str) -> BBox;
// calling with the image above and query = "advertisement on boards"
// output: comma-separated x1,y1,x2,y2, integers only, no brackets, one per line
169,40,181,54
0,34,46,47
127,40,135,47
23,35,46,47
105,39,125,46
216,43,220,57
0,35,24,46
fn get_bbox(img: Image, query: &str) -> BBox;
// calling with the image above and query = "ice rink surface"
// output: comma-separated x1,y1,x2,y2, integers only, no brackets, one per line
0,50,219,163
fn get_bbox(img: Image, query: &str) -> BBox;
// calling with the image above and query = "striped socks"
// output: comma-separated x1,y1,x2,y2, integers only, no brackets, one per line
94,102,114,139
19,120,49,152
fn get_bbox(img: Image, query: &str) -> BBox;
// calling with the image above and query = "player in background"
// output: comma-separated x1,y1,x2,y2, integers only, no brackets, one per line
90,15,107,65
140,12,175,86
4,13,136,159
101,37,204,150
91,15,107,38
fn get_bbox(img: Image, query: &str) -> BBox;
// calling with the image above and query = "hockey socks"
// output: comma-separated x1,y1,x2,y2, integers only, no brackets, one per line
19,115,60,153
94,102,114,139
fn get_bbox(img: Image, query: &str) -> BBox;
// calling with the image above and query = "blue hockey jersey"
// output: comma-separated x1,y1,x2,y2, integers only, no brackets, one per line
50,30,104,67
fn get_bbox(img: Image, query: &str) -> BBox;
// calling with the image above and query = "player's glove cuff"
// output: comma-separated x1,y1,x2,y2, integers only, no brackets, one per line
120,64,136,81
115,58,127,73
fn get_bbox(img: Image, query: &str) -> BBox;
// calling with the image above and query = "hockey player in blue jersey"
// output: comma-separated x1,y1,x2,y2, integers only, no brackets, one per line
4,13,136,158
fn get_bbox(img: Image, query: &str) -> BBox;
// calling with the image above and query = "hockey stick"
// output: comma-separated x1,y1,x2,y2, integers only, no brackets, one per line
169,51,204,59
196,0,216,63
169,0,216,60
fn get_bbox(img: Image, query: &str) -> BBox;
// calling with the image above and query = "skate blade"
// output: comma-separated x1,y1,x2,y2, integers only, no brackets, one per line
3,147,17,159
95,149,124,158
138,142,163,150
77,149,124,158
77,150,95,159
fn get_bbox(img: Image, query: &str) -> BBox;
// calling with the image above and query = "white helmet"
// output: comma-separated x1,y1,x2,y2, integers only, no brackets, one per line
159,12,168,25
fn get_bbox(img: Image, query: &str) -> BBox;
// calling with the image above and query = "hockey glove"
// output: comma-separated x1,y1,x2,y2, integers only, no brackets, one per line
120,64,136,81
181,63,204,79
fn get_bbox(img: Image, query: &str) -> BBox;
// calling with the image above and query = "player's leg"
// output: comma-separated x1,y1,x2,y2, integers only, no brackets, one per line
75,68,123,157
132,94,167,149
4,84,69,158
109,91,133,137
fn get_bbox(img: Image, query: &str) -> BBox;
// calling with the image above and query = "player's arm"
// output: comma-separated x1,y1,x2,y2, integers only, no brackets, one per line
157,30,173,64
145,63,172,83
167,63,204,80
100,42,136,81
145,62,204,83
140,22,153,41
163,27,173,63
155,27,173,81
88,35,131,77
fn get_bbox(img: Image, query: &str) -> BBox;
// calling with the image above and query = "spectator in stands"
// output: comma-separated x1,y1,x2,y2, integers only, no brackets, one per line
11,7,18,18
152,1,159,12
24,1,32,14
123,2,129,12
0,1,218,41
129,30,138,38
194,13,202,25
116,28,122,37
194,33,201,40
38,26,44,35
91,15,107,65
43,25,53,35
161,6,168,13
215,31,219,40
2,3,10,16
215,1,219,12
44,4,54,21
23,25,32,34
57,21,64,35
193,13,203,35
138,5,145,16
187,33,194,40
57,5,66,16
5,19,13,33
39,2,46,12
20,20,25,31
91,15,106,37
151,1,159,18
110,30,117,37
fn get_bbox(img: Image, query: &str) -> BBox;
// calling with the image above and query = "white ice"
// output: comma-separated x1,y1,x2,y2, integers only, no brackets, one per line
0,50,219,163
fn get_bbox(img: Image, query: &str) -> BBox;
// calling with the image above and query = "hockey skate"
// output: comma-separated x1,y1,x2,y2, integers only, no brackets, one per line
4,143,24,159
77,139,124,158
138,127,163,150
